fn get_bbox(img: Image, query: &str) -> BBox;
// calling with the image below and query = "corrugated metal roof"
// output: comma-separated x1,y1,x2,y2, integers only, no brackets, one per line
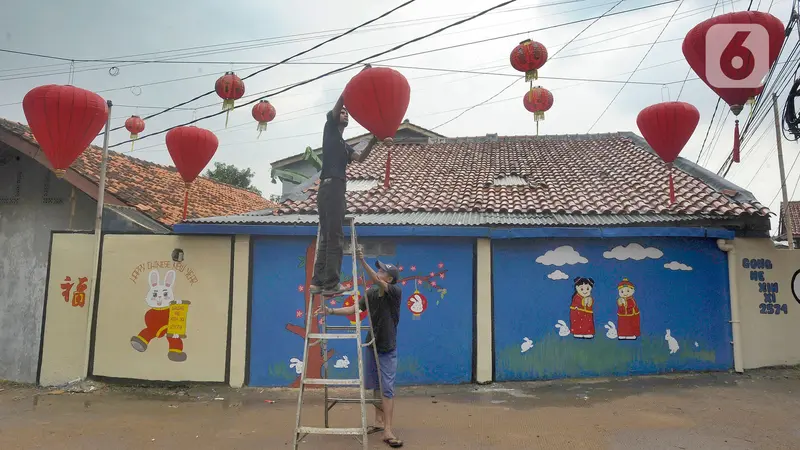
183,211,731,227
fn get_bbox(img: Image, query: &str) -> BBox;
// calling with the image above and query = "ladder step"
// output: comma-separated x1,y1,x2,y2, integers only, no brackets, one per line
328,397,382,404
297,426,364,436
325,325,372,331
304,378,361,386
308,333,359,340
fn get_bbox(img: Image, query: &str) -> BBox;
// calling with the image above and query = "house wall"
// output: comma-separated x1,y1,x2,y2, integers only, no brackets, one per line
248,236,475,387
491,237,734,381
0,149,96,383
90,234,233,383
732,238,800,369
37,232,95,386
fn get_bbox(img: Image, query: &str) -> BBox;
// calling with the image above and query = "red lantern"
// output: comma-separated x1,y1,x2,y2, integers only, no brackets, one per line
342,67,410,141
682,11,785,163
215,71,245,128
165,126,219,220
251,101,276,138
636,102,700,205
343,292,368,325
22,85,109,178
522,86,554,135
407,290,428,320
510,39,548,82
125,115,146,152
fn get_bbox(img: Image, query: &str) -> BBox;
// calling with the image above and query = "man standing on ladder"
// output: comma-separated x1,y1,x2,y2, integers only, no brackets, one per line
321,247,404,448
310,64,379,297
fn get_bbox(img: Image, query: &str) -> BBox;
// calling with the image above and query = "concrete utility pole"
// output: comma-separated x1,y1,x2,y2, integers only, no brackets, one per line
773,92,794,250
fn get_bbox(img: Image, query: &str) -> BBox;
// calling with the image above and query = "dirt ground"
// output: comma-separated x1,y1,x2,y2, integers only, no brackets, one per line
2,368,800,449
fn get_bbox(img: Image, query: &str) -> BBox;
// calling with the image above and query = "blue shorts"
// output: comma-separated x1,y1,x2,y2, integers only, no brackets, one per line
364,348,397,399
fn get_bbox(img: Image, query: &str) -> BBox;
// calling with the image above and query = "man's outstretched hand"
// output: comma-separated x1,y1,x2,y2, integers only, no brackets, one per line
355,245,365,262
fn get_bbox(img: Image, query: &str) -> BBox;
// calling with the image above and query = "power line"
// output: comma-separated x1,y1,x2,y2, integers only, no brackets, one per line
108,0,521,149
678,0,722,100
695,99,723,164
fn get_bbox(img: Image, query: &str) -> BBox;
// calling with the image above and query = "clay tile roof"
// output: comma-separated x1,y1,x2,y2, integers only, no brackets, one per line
0,118,276,226
277,133,770,218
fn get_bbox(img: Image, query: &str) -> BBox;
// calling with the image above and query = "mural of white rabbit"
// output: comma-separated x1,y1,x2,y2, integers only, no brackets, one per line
604,321,618,339
130,270,188,362
521,337,534,353
334,355,350,369
665,329,680,354
290,357,304,375
409,294,424,314
555,320,571,337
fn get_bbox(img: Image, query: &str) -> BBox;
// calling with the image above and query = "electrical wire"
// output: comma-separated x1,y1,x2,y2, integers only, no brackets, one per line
107,0,521,149
587,0,687,133
677,0,722,101
695,99,723,163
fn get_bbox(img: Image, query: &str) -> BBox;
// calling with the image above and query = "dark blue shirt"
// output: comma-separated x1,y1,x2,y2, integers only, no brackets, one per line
320,110,354,181
359,283,402,353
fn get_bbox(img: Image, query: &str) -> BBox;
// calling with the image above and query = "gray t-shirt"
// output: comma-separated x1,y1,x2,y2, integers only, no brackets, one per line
359,283,401,353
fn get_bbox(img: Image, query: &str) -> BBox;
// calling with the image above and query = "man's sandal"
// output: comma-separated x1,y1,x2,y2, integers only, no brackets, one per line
383,437,403,448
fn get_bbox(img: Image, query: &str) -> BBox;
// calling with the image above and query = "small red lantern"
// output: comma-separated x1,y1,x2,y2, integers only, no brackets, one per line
343,292,368,325
215,71,245,128
22,85,109,178
251,101,276,138
165,126,219,220
343,67,410,142
124,115,146,151
510,39,548,83
522,86,554,135
636,101,700,205
407,290,428,320
682,11,785,163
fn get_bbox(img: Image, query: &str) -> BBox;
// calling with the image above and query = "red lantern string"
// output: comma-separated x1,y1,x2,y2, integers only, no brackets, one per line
733,119,741,163
384,147,392,188
667,163,676,205
183,183,191,221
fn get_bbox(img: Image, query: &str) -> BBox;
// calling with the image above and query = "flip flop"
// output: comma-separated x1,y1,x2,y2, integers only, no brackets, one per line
383,437,403,448
367,425,384,434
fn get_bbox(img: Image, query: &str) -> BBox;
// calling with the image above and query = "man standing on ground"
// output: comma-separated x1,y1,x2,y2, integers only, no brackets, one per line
318,246,404,448
309,64,379,297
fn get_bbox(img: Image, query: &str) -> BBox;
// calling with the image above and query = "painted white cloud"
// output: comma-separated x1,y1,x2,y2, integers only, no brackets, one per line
603,243,663,261
664,261,693,271
547,270,570,280
535,246,588,267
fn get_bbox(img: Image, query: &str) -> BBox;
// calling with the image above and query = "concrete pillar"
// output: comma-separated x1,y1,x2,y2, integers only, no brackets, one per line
229,235,251,388
475,238,493,383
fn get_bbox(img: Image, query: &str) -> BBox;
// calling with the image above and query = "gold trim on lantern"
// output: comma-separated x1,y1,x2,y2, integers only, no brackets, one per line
534,111,545,121
53,168,66,178
525,69,538,81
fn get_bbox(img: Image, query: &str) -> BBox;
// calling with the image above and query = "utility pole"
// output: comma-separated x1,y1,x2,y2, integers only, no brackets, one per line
773,92,795,250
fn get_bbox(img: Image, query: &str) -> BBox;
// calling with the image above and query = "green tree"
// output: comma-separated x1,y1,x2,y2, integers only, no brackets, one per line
205,162,263,196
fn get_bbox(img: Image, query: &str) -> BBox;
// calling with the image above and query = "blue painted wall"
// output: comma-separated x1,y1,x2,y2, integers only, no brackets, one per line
492,237,733,381
249,236,474,387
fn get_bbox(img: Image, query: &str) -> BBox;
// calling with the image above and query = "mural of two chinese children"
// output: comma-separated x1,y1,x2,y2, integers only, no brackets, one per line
568,277,641,340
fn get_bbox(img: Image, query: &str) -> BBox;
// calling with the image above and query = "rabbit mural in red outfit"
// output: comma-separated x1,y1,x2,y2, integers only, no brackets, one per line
130,270,189,362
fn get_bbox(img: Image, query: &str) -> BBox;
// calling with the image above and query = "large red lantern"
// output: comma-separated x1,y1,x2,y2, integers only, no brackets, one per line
125,115,145,152
682,11,785,163
407,290,428,320
342,292,368,325
510,39,548,83
523,86,554,135
343,67,410,142
252,100,276,138
165,126,219,220
215,71,245,128
22,85,109,178
636,102,700,205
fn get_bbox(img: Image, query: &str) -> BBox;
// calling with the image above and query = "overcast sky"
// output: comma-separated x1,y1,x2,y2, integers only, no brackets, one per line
0,0,796,232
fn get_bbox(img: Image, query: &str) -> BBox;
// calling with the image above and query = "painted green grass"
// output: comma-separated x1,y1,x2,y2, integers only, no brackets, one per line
268,362,297,382
497,333,718,380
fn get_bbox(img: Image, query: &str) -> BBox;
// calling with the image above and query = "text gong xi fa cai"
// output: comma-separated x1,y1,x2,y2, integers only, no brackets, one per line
129,260,199,285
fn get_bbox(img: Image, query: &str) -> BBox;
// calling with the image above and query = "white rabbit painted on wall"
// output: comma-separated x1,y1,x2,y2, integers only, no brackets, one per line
130,270,189,363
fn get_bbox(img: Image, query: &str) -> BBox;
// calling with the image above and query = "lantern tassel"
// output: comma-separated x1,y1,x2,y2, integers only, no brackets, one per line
384,147,392,189
257,121,267,139
182,183,191,221
526,69,538,82
224,110,231,129
131,141,135,152
733,119,740,163
668,163,676,205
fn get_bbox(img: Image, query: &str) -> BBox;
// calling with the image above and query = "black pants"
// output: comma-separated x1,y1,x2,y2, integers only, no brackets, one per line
311,177,346,288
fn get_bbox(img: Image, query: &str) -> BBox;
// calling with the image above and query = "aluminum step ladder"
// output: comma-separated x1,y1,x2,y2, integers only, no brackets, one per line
293,215,383,450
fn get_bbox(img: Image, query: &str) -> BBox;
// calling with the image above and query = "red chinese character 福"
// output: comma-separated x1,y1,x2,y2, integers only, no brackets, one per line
60,277,73,303
72,277,88,308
